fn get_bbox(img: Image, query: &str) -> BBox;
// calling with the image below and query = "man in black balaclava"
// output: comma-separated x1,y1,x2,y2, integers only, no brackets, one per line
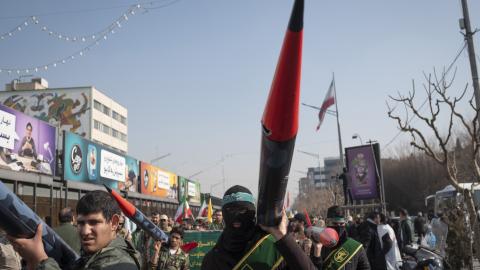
201,185,320,270
314,206,370,270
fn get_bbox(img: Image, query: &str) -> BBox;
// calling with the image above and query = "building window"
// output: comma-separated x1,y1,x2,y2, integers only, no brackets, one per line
120,132,127,142
111,128,119,138
102,124,110,135
94,120,100,130
112,111,120,121
120,115,127,125
94,100,102,111
102,105,111,116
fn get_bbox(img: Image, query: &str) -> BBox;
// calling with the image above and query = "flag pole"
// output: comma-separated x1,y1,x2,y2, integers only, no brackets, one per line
333,73,345,168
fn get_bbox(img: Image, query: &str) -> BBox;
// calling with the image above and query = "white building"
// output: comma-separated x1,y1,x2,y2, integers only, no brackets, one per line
2,78,128,153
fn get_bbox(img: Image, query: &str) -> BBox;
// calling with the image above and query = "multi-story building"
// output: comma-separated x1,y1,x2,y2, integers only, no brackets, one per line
1,78,128,153
323,156,342,183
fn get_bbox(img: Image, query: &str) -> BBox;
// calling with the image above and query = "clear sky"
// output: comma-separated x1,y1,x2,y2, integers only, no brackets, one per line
1,0,479,199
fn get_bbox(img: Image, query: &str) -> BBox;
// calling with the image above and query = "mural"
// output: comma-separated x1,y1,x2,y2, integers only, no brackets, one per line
1,89,91,138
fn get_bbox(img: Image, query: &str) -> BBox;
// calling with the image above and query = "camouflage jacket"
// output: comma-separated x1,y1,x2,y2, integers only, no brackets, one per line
37,237,142,270
152,247,189,270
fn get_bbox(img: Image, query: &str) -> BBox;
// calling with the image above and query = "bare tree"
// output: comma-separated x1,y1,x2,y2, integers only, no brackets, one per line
387,69,480,266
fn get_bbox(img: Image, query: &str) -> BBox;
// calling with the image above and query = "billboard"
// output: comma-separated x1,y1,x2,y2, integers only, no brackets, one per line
345,144,380,200
0,104,56,175
0,88,91,140
183,231,221,270
178,176,201,204
63,131,138,192
140,162,178,200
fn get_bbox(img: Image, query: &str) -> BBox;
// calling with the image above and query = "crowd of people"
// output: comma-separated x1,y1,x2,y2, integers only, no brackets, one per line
0,186,452,270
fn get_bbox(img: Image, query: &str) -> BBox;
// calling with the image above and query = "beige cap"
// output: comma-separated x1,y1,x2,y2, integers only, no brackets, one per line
159,214,168,220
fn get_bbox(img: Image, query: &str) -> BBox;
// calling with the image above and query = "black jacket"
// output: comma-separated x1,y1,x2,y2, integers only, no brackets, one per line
314,234,370,270
357,220,386,270
201,229,318,270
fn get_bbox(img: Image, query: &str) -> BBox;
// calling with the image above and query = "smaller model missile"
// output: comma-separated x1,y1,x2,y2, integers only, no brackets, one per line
0,181,79,268
104,185,169,242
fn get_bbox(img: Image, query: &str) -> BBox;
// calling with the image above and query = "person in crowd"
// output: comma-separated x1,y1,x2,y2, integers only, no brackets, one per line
151,227,189,270
8,190,141,270
53,207,81,254
398,208,414,252
117,215,132,241
338,167,353,205
427,210,436,224
313,206,370,270
159,215,172,233
0,229,21,270
348,215,362,241
182,218,194,231
377,214,402,270
208,209,224,230
133,211,161,270
18,122,37,158
413,212,426,244
290,213,312,255
431,212,448,257
201,185,321,269
422,224,436,250
358,211,386,269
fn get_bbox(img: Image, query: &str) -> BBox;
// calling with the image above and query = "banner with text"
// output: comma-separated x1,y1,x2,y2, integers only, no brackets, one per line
63,131,138,192
0,104,56,175
178,176,201,204
140,162,178,200
345,144,380,200
183,231,221,270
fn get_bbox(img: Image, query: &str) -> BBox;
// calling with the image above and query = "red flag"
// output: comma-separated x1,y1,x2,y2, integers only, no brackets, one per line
198,199,208,217
316,79,335,131
304,208,312,227
181,242,198,253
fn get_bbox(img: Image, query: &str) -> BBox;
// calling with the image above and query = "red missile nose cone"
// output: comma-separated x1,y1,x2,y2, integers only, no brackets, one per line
262,0,303,142
104,184,136,217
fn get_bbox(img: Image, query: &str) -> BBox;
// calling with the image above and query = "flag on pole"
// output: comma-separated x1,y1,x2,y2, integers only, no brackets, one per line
316,79,335,131
207,198,213,223
174,199,193,224
198,199,208,217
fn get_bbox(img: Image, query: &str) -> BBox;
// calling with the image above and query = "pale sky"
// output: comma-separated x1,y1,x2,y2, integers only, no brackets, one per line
1,0,479,199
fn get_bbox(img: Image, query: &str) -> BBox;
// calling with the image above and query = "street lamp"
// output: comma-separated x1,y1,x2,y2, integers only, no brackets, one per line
352,133,363,145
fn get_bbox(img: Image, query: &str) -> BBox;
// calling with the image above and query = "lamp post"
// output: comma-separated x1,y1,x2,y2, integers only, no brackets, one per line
352,134,363,145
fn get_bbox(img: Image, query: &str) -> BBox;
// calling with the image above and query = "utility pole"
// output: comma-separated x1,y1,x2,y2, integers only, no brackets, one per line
460,0,480,122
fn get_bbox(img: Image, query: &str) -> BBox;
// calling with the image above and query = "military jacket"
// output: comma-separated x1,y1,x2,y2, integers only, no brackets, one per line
37,237,142,270
153,247,189,270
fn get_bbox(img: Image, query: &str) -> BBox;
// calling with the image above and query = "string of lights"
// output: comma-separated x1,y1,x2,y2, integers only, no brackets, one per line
0,0,181,75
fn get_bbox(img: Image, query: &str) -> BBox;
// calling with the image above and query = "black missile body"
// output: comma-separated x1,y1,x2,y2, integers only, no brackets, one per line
257,0,304,226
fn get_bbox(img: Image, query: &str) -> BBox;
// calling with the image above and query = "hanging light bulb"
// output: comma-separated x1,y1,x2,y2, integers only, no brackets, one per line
103,35,107,40
44,66,48,70
8,32,12,36
72,37,77,42
34,68,38,72
24,21,28,26
81,37,86,42
79,51,83,56
17,26,22,31
62,60,66,64
123,14,128,20
49,31,53,35
25,69,29,73
92,35,96,39
71,55,75,59
58,34,62,39
8,70,12,74
0,69,2,73
16,70,20,74
42,26,47,31
1,36,4,40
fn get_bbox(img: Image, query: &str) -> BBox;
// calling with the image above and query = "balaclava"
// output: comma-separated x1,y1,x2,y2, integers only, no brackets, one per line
219,185,256,255
326,205,347,239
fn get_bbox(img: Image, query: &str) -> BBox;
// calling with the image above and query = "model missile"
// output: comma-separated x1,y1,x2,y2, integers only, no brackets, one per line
104,185,169,242
0,180,79,268
257,0,304,226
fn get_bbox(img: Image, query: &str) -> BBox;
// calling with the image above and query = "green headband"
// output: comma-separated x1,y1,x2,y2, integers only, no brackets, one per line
222,192,256,206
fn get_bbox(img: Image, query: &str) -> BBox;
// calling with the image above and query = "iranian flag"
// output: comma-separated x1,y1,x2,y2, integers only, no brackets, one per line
174,199,193,224
198,199,208,217
316,79,335,131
